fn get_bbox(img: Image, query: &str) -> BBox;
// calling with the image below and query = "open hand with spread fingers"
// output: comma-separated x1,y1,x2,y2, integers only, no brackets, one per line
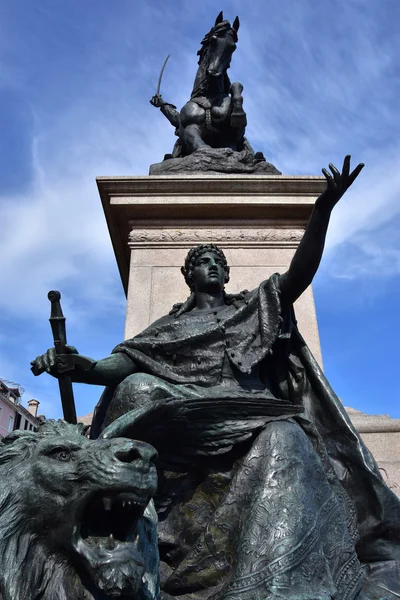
317,155,364,212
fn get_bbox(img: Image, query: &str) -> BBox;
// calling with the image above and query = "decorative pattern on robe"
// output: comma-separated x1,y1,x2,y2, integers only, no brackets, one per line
101,275,400,599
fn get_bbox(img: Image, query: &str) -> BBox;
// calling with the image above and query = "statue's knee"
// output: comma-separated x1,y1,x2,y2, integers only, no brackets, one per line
107,374,163,424
116,373,157,397
180,102,204,127
264,419,308,453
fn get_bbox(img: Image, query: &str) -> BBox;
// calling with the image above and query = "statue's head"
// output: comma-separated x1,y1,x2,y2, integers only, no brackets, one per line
198,12,239,78
0,419,158,599
181,243,230,292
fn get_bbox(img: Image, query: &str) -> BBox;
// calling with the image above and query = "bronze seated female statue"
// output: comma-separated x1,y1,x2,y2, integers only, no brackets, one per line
32,157,400,599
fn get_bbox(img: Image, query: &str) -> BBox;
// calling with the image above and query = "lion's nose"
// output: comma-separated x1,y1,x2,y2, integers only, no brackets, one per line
113,439,157,464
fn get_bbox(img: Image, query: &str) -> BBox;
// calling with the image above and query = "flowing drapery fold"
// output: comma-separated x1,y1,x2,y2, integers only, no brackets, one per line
96,275,400,599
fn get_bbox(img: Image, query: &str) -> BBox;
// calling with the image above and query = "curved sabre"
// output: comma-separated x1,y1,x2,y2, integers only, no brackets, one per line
156,54,170,97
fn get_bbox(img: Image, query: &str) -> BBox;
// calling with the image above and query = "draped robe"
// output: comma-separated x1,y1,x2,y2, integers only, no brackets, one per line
96,275,400,599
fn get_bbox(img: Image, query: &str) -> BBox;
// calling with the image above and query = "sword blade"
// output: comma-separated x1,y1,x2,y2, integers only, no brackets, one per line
58,376,77,424
156,54,170,97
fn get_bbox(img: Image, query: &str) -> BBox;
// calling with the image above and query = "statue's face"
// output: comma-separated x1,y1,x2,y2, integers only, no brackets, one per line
193,251,226,293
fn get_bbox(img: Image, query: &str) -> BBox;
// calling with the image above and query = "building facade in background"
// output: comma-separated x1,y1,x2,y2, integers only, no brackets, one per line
0,380,42,439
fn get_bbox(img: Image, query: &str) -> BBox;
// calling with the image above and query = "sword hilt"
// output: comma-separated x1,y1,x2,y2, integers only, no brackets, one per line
47,290,77,424
48,290,67,354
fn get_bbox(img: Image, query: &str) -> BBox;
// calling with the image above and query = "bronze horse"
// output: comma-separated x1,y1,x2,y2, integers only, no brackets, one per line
151,12,247,157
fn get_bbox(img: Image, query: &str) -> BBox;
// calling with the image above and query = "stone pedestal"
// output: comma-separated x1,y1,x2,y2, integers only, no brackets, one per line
97,174,326,365
346,407,400,498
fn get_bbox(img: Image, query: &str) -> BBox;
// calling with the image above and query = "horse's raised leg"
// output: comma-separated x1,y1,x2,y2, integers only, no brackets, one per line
180,101,207,154
230,82,247,130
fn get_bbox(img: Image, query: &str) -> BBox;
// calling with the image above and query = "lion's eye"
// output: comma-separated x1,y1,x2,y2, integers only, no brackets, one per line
49,448,72,462
57,450,71,462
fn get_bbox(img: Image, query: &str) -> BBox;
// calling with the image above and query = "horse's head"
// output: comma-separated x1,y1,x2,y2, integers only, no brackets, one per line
198,12,239,80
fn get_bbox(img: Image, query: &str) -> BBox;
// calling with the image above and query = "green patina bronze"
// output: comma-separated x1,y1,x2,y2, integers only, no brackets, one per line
29,157,400,599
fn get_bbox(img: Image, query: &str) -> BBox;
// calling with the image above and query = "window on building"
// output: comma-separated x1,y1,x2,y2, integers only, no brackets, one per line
7,416,14,432
24,419,28,430
0,406,2,420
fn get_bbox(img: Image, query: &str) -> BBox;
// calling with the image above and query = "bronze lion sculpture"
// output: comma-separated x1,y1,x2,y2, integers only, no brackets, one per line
0,420,159,600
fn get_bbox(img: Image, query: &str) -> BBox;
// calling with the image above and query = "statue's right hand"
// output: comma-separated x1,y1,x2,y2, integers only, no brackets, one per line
149,94,164,108
30,345,78,377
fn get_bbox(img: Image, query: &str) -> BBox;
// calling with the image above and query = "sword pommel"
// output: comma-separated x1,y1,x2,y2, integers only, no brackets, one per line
48,290,61,303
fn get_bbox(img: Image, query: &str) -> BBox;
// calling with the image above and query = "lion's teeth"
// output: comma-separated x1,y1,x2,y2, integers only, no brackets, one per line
122,500,126,508
105,533,115,550
102,497,112,511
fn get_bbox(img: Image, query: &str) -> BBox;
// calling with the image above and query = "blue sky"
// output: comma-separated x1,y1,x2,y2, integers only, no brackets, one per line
0,0,399,419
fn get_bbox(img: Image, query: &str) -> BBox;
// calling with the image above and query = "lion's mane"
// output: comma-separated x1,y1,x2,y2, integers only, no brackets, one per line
0,420,158,600
0,421,85,599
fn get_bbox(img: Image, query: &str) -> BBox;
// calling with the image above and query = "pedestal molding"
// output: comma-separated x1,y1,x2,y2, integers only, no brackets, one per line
97,174,327,198
128,227,304,247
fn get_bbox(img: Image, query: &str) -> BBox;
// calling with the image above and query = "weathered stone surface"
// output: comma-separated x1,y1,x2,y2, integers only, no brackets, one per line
346,406,400,497
149,146,281,176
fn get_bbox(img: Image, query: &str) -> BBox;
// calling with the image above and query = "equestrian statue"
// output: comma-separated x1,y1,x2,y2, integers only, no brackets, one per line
149,12,268,168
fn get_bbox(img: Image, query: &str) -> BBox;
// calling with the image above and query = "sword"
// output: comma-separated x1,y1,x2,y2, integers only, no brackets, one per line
156,54,170,97
150,54,170,106
48,290,77,424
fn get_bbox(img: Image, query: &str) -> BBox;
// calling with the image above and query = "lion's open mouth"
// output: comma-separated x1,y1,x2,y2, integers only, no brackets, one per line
74,489,154,594
80,491,147,552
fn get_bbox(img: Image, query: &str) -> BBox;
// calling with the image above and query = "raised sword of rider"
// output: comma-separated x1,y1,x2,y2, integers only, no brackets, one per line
155,54,170,98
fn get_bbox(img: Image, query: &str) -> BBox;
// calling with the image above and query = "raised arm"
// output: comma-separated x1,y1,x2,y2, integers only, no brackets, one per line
279,156,364,305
